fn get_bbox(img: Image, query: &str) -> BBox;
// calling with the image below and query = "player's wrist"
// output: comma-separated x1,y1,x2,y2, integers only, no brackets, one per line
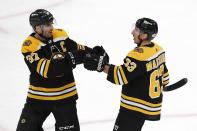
103,64,110,74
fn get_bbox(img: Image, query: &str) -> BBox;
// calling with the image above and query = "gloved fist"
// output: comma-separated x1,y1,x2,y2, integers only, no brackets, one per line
83,46,109,72
52,52,65,60
92,46,109,64
83,52,100,71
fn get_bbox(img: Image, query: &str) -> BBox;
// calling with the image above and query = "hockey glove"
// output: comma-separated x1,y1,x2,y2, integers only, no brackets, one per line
84,49,109,72
50,52,68,77
92,46,109,64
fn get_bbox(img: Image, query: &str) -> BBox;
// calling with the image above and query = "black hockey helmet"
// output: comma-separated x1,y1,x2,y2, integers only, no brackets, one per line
135,18,158,40
29,9,54,28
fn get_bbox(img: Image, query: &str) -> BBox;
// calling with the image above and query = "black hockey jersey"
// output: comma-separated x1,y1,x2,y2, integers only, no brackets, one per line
21,29,88,103
107,43,169,120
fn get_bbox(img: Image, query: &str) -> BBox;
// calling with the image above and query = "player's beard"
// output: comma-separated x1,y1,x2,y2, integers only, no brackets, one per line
43,30,53,38
133,36,141,45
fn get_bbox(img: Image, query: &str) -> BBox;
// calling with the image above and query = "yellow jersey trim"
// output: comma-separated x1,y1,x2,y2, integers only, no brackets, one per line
52,29,68,40
163,80,169,85
43,60,50,78
29,82,76,92
121,94,161,107
21,36,43,53
114,66,119,85
127,43,163,61
119,66,128,84
36,58,45,73
163,72,169,77
28,90,77,100
120,102,161,115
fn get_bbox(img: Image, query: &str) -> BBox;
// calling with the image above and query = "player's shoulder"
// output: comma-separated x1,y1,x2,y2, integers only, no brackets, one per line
127,42,164,61
52,29,68,42
21,35,44,53
152,42,164,51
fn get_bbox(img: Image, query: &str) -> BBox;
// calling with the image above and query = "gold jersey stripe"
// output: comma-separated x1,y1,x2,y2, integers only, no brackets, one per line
119,66,128,84
29,82,76,92
27,90,77,100
120,102,161,115
114,66,119,85
163,72,169,77
121,94,161,107
43,60,50,78
36,59,45,74
163,80,169,85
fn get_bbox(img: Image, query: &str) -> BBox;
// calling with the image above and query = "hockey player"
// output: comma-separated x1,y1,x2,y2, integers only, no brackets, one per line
16,9,95,131
84,18,170,131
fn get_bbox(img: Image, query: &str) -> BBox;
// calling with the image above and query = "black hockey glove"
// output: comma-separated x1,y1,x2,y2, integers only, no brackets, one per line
92,46,109,63
50,52,68,77
84,46,109,72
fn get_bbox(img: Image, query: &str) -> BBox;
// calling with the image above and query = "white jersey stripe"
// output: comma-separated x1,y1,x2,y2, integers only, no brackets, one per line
28,86,76,96
163,76,169,81
40,60,47,76
121,98,161,112
117,67,124,85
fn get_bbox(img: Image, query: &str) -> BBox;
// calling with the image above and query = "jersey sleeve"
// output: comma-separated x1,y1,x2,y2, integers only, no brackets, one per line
54,28,92,52
65,38,92,52
21,38,71,78
53,29,93,65
162,64,169,87
107,56,146,85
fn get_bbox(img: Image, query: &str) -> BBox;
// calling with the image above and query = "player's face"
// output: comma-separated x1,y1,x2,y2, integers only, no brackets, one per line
41,22,54,38
131,27,141,44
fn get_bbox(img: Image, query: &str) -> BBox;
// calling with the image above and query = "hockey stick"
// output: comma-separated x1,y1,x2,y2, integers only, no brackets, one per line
163,78,188,92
